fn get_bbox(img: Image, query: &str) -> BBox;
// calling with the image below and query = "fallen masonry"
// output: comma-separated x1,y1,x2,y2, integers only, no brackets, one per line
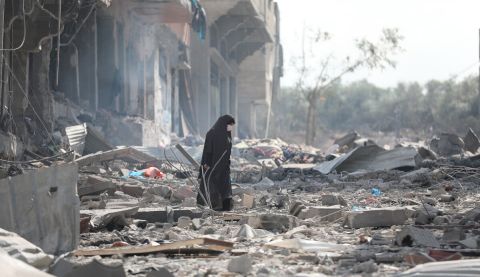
2,132,480,276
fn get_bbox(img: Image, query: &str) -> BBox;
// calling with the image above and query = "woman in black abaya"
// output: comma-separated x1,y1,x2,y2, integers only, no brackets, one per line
197,115,235,211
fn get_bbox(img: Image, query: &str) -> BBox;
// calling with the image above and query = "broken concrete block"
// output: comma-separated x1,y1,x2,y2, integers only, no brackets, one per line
414,204,441,225
78,175,116,197
464,128,480,153
297,205,343,222
438,194,455,202
119,183,145,198
459,236,480,249
345,207,408,228
133,207,202,223
84,207,139,231
351,260,378,274
171,185,195,201
145,185,172,199
228,255,252,274
460,207,480,224
243,214,298,232
0,228,53,270
242,193,255,209
192,218,202,230
289,201,306,217
433,216,450,225
396,226,440,248
1,251,54,277
322,195,347,206
430,133,465,156
443,227,466,243
177,216,192,229
0,163,79,255
49,258,126,277
235,224,257,239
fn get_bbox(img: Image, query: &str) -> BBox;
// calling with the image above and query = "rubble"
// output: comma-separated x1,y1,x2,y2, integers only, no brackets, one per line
345,207,409,228
3,132,480,276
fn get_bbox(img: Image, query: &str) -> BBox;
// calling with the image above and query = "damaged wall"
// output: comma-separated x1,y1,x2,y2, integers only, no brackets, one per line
0,163,80,255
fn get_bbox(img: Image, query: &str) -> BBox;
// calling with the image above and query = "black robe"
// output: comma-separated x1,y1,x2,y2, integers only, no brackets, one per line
197,115,234,210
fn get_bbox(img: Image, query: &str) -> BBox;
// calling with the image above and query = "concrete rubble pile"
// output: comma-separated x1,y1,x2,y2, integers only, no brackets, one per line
1,130,480,276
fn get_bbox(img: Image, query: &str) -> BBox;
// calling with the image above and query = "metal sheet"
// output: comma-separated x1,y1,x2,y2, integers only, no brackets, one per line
65,123,87,155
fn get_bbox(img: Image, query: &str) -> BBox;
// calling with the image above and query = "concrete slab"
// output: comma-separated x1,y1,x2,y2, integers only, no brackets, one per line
0,163,79,255
345,207,408,228
133,207,203,223
298,205,344,222
396,226,441,248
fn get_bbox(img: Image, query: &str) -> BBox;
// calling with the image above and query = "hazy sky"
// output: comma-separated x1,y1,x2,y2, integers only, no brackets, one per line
276,0,480,88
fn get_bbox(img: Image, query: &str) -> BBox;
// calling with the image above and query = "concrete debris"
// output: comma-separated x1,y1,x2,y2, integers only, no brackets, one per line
265,238,347,255
0,228,53,270
345,207,409,228
228,255,253,274
1,251,54,277
464,128,480,153
297,205,344,222
0,163,79,255
49,259,126,277
5,132,480,276
395,226,441,248
430,133,465,156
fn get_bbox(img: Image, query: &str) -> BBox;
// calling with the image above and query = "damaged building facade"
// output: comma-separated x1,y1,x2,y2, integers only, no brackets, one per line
0,0,282,156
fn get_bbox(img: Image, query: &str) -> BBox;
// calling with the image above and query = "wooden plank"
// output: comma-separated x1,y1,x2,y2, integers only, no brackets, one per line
74,238,234,257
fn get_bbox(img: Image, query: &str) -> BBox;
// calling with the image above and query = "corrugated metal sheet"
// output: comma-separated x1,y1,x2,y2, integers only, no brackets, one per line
65,123,87,155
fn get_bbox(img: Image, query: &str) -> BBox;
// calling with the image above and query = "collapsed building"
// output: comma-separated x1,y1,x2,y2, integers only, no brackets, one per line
0,0,282,156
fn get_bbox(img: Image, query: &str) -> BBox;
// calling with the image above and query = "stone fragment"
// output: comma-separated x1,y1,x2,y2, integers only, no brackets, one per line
289,201,306,217
396,226,440,248
242,193,255,209
459,236,480,249
297,205,343,222
78,175,116,196
228,255,252,274
146,268,175,277
414,204,441,225
351,260,378,274
321,195,347,206
438,194,455,202
464,128,480,153
430,133,465,156
243,213,298,232
171,185,195,201
235,224,256,239
0,228,53,270
443,227,466,243
120,183,145,198
433,216,450,225
177,216,192,229
192,218,202,230
345,207,408,228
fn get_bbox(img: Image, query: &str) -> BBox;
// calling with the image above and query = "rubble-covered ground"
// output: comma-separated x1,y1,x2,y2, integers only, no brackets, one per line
2,131,480,276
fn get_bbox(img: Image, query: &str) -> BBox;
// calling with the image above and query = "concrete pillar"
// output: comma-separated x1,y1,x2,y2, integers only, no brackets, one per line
76,9,98,111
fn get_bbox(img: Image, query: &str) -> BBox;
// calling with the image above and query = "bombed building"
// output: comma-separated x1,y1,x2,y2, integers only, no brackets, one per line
0,0,282,155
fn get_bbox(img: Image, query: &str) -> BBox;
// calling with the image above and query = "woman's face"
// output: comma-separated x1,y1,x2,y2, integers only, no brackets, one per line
227,124,234,132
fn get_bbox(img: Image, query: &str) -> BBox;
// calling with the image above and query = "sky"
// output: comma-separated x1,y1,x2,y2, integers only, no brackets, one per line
276,0,480,88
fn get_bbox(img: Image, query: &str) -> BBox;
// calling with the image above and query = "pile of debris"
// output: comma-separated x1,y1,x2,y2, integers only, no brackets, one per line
1,128,480,276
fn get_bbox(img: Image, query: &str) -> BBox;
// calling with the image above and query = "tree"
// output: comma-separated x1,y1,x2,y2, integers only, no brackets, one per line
292,28,403,145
